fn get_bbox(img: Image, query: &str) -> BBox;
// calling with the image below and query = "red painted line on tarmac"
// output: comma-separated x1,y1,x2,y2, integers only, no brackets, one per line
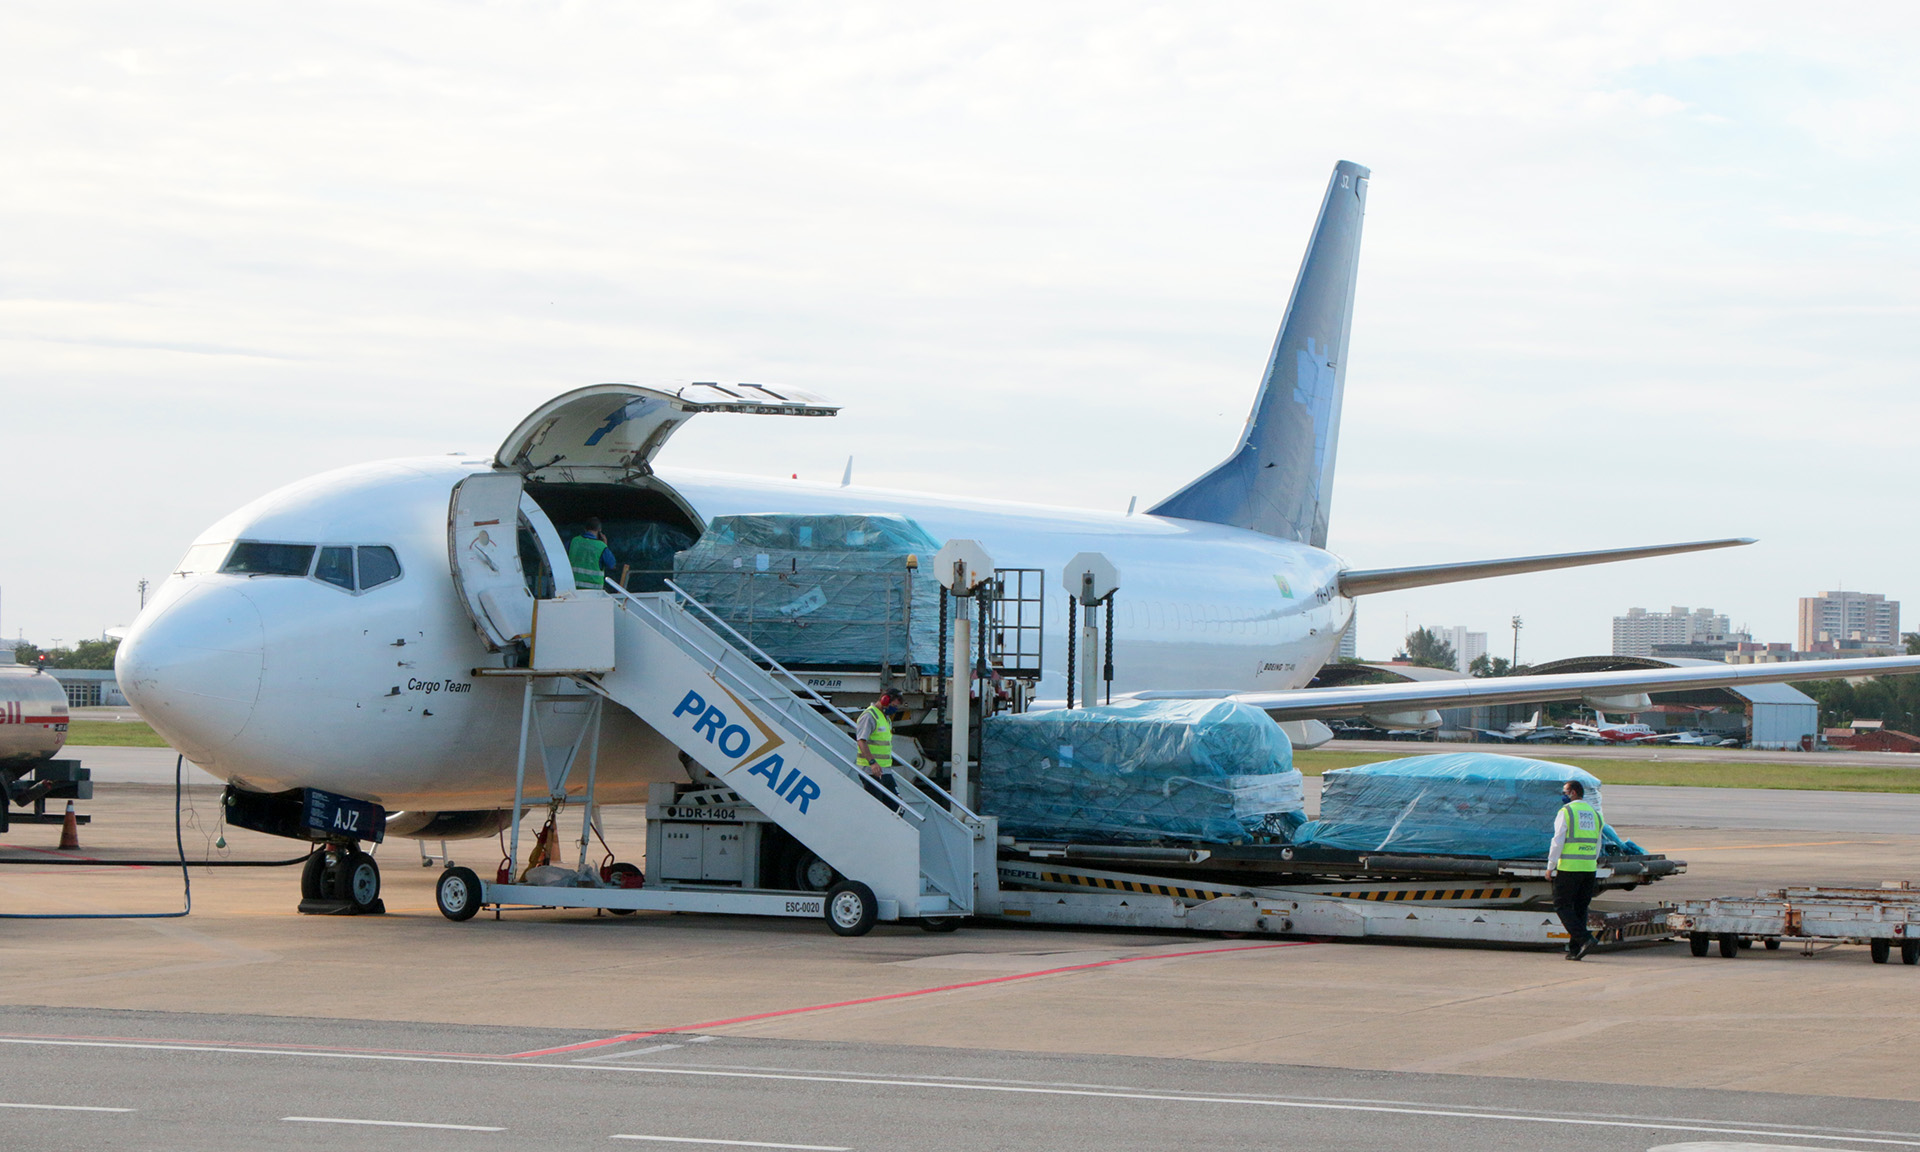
505,940,1318,1059
0,944,1315,1063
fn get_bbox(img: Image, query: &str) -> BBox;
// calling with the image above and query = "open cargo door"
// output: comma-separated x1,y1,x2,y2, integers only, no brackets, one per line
449,472,536,650
495,383,838,474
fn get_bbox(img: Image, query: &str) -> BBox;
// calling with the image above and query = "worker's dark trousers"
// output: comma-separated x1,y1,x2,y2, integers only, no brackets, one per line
862,770,903,814
1553,870,1598,951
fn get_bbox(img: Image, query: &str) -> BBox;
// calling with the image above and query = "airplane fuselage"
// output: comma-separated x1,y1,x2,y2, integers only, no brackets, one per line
118,455,1351,810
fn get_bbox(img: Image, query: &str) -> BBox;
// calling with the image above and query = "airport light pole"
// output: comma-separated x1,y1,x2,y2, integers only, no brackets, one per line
1510,615,1522,668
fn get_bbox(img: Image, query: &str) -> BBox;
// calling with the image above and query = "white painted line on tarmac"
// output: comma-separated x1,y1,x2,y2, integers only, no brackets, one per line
577,1043,684,1063
285,1116,505,1131
611,1137,849,1150
0,1103,134,1112
4,1038,1914,1148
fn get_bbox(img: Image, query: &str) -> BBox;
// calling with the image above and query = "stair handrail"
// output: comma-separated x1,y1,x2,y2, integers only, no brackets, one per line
636,580,982,826
604,585,858,769
660,579,861,735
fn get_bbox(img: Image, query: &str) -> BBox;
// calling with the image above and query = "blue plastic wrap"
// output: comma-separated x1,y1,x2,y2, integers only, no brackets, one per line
672,514,943,669
1292,753,1645,858
979,699,1305,844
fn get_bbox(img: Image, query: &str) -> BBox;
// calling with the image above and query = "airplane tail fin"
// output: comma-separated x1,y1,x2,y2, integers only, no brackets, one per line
1148,160,1369,546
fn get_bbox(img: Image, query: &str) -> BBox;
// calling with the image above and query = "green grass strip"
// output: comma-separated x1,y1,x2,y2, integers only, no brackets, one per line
1295,748,1920,792
64,720,171,748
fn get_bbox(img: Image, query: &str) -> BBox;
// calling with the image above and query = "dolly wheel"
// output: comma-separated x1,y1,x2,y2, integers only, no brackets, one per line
1871,939,1892,964
1688,933,1709,958
1717,934,1739,958
1764,939,1781,951
1902,940,1918,966
436,866,483,922
606,862,643,916
825,881,878,937
920,917,963,933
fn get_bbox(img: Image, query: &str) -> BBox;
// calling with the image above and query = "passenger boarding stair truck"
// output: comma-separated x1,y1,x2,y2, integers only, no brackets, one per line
451,583,990,935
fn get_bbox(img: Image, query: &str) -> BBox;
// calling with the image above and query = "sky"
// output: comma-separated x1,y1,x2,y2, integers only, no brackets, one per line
4,3,1917,661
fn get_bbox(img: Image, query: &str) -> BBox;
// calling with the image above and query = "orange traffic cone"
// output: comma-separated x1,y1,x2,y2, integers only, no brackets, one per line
57,800,80,851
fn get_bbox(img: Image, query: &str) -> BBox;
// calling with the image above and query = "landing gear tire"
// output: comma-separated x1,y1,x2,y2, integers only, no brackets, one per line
436,866,483,921
606,862,643,916
343,851,382,913
793,852,837,893
300,850,328,900
919,917,963,933
1871,938,1892,964
1902,940,1919,966
1688,932,1710,957
825,881,878,937
1717,933,1740,958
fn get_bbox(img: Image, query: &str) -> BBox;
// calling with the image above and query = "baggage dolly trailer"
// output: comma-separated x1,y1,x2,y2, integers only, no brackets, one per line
1668,882,1920,963
996,859,1673,949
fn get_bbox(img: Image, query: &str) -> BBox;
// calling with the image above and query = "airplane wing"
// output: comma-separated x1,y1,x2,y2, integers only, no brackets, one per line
1133,656,1920,722
1337,538,1754,597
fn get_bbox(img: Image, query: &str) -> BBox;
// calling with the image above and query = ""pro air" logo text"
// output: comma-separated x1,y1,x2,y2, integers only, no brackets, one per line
672,689,820,814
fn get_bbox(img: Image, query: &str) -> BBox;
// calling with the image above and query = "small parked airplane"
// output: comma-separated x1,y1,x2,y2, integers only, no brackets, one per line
1565,711,1664,744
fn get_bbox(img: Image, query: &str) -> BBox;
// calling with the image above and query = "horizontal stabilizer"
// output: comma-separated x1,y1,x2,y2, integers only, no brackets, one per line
1337,538,1755,598
1132,655,1920,723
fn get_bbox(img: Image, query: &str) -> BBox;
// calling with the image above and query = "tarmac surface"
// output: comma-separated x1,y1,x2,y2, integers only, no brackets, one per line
3,1007,1916,1151
5,761,1920,1145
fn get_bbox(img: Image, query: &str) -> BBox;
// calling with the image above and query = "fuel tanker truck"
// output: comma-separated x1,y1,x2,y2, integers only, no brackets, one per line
1,665,78,817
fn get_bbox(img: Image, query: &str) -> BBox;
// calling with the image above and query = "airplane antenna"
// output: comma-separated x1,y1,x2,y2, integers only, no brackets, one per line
841,457,853,487
1126,497,1136,516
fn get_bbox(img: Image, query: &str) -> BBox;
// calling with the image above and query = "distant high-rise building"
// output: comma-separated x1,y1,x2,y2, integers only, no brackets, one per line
1437,625,1487,673
1338,615,1358,660
1798,591,1900,652
1612,606,1734,657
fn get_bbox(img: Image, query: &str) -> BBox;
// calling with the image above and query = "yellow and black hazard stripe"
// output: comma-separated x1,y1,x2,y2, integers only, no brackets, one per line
1037,871,1238,901
1318,886,1522,902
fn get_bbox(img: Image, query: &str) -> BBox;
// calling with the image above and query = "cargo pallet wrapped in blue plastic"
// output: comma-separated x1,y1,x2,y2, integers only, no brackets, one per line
1292,753,1645,859
979,699,1307,844
671,514,944,669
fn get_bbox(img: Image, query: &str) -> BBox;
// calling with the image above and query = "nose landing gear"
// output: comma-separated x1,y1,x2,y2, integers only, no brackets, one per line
298,844,385,915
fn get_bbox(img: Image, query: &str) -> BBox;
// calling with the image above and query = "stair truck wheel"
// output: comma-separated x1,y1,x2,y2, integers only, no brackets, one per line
794,852,837,893
606,862,643,916
436,867,483,921
1688,932,1710,957
300,850,328,900
825,881,878,937
1871,938,1892,964
920,917,963,933
1717,934,1739,958
1903,940,1919,966
344,850,382,912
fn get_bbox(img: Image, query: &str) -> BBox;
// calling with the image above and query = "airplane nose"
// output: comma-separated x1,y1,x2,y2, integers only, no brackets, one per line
117,580,265,759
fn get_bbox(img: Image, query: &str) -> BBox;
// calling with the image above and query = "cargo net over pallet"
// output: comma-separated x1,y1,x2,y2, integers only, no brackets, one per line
671,514,942,671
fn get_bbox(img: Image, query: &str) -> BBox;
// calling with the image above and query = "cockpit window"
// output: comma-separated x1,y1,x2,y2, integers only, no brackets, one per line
223,542,316,576
357,546,402,590
175,541,232,576
314,546,355,590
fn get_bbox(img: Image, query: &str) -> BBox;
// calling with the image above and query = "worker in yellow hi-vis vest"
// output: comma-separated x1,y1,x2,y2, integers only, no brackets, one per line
856,690,905,813
1548,778,1606,961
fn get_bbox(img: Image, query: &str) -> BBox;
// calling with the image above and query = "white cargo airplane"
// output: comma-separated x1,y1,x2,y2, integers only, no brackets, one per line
117,160,1920,907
